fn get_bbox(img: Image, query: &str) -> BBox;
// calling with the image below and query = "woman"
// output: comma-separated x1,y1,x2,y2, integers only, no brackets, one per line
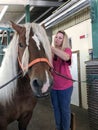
51,30,73,130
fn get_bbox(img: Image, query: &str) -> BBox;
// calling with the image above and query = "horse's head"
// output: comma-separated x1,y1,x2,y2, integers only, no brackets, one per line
11,22,53,98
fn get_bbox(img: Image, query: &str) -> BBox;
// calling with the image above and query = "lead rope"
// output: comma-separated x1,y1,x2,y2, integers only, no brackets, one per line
0,70,23,89
0,66,93,90
52,68,88,83
0,57,52,90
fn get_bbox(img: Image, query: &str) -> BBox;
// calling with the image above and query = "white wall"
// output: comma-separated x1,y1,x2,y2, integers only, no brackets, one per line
65,19,92,109
70,52,80,106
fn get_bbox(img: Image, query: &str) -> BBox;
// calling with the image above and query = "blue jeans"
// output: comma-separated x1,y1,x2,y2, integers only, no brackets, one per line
50,87,73,130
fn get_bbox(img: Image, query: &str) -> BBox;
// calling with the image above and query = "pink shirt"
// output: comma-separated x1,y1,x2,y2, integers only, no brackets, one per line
52,48,73,90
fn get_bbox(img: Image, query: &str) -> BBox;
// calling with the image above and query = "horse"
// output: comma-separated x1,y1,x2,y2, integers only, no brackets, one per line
0,22,53,130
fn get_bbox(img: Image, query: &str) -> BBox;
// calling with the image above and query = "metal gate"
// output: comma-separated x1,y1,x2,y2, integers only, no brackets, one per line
86,60,98,130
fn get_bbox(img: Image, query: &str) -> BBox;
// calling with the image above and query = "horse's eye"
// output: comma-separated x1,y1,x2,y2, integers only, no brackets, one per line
18,42,24,48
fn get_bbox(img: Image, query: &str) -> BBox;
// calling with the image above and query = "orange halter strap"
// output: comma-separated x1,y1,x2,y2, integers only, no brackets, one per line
18,57,52,71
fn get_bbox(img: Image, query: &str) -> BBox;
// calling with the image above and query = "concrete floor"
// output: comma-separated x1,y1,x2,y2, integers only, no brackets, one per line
8,96,90,130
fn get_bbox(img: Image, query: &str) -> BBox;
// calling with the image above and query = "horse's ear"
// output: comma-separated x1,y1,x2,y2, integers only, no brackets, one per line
41,23,45,29
10,21,22,34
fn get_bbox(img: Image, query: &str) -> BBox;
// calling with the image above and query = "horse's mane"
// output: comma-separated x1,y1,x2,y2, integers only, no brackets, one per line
0,33,19,105
21,23,52,74
0,22,52,105
31,23,52,64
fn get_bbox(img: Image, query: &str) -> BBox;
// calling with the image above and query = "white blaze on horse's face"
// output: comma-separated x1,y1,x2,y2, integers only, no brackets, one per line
32,34,40,50
41,70,50,93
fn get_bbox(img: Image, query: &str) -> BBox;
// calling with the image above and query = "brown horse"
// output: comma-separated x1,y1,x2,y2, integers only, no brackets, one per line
0,22,53,130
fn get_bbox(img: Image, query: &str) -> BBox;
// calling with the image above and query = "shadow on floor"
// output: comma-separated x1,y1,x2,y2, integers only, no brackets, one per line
8,95,90,130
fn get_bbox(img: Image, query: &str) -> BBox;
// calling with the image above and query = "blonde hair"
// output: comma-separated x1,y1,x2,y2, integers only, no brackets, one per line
55,30,70,50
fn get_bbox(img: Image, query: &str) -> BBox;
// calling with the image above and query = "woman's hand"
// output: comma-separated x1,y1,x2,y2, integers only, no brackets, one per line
51,46,70,61
51,46,55,54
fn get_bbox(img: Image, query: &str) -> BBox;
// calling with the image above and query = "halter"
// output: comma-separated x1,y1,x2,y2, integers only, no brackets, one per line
0,57,52,90
18,57,52,71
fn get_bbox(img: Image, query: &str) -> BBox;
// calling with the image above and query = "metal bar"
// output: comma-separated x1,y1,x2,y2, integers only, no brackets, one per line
0,0,27,5
16,6,34,24
47,0,90,28
29,1,64,7
0,0,64,7
33,7,54,22
34,0,64,23
40,0,79,25
0,27,13,32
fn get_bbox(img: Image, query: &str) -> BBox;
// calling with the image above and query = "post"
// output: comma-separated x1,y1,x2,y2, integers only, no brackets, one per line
85,0,98,130
7,31,10,45
25,5,30,23
90,0,98,59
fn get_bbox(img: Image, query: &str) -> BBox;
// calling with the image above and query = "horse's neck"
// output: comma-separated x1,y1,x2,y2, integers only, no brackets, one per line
17,76,30,91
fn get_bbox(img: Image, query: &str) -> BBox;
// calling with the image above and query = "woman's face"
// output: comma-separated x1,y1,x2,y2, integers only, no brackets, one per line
54,32,64,47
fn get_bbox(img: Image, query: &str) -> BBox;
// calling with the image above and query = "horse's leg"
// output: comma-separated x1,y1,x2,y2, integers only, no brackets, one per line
0,125,7,130
0,119,7,130
0,127,7,130
18,111,33,130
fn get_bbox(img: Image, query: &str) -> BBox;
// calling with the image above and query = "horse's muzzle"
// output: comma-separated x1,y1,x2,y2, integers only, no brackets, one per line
30,78,53,98
35,92,50,98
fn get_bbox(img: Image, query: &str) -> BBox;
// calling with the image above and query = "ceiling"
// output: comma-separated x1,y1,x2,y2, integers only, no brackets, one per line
0,0,69,30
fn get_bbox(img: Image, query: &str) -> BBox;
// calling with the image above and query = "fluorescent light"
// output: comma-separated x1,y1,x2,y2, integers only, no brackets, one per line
40,0,89,28
0,5,8,21
45,0,87,27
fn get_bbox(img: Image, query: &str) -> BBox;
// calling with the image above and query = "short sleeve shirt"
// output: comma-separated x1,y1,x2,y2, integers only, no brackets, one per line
52,48,73,90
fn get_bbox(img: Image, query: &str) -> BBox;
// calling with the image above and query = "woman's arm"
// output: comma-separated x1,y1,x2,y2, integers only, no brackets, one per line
51,46,70,61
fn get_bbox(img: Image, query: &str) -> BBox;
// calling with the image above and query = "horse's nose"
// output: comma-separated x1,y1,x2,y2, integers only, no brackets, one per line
33,78,42,88
31,77,53,98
